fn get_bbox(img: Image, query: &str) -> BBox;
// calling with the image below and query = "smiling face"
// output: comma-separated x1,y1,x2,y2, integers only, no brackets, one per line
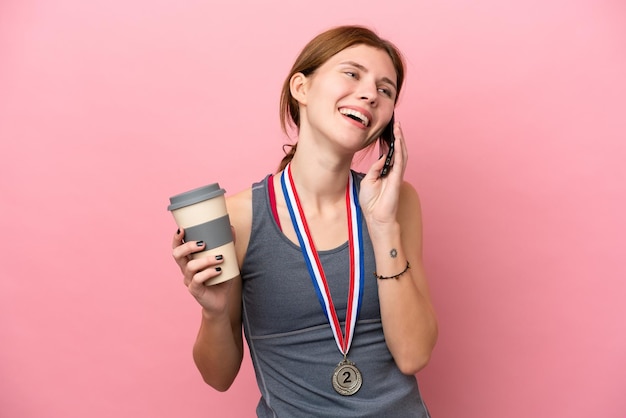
291,44,397,152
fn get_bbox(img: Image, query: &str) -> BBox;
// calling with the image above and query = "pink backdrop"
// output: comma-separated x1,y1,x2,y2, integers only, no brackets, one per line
1,0,625,417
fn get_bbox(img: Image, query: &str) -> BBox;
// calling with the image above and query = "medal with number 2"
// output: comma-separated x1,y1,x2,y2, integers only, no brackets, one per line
282,164,365,396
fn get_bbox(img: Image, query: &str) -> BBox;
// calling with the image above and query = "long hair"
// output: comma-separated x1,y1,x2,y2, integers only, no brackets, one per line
277,25,406,172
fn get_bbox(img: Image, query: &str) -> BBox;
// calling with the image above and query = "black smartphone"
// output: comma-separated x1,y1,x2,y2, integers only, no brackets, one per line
379,114,395,177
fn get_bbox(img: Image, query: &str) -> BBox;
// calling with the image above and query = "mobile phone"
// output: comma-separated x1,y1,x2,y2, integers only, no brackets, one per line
379,114,395,177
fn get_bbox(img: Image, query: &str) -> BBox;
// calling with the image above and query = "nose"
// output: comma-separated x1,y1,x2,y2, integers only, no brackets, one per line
359,94,376,105
357,81,378,106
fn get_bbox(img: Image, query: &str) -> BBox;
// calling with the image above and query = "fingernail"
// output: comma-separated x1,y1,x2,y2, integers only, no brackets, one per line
215,267,222,272
215,254,223,260
196,241,204,246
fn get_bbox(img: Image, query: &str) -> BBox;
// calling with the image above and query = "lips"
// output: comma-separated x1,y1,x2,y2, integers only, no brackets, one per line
339,107,371,127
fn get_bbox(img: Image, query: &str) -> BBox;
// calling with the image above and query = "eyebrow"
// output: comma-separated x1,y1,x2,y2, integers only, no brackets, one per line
340,61,398,91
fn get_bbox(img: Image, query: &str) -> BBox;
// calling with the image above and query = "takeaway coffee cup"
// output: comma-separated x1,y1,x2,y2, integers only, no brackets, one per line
168,183,239,285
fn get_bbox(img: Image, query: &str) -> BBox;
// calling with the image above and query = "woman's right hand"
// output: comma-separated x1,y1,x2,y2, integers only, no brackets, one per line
171,228,234,316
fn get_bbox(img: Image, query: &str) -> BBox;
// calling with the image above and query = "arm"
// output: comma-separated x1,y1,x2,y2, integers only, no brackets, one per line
191,276,243,391
171,190,252,390
359,124,438,375
369,182,438,374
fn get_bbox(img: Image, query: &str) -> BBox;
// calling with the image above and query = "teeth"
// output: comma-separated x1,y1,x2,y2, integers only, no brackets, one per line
339,108,369,127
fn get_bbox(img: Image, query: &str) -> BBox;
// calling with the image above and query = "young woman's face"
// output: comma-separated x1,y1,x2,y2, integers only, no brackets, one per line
296,44,398,151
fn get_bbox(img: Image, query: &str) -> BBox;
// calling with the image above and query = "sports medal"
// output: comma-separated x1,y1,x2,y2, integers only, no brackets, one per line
281,163,365,396
332,357,363,395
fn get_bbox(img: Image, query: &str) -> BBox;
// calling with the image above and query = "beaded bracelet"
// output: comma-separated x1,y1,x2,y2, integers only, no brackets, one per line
374,261,411,280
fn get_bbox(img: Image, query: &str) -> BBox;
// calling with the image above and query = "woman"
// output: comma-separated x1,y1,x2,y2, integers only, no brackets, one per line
172,25,438,417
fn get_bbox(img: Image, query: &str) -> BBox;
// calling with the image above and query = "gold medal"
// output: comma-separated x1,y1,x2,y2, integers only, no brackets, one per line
332,358,362,396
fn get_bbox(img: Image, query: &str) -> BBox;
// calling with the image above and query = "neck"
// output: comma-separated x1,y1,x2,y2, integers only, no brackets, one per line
286,140,353,211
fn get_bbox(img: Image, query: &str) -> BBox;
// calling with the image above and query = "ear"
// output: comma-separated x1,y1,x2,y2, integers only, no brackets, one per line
289,72,309,105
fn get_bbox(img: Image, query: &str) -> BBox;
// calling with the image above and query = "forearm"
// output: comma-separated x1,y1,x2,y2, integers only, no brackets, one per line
378,266,438,374
370,223,438,375
192,309,244,391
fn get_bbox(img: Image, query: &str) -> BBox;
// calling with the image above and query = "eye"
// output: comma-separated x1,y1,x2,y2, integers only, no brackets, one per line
345,71,358,79
378,87,395,99
378,87,392,97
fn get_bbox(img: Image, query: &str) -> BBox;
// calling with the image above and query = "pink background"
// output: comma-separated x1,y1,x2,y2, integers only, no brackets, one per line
1,0,625,417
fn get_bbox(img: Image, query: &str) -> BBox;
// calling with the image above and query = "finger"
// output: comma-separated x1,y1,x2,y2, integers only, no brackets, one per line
188,264,224,288
362,153,386,183
389,123,407,177
396,122,408,162
171,228,185,249
172,240,206,268
186,254,224,273
183,254,225,287
372,151,387,172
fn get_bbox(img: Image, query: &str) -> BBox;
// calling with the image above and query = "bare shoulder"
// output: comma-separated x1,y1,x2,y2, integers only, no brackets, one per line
226,187,253,223
226,188,253,264
398,181,423,221
398,181,424,253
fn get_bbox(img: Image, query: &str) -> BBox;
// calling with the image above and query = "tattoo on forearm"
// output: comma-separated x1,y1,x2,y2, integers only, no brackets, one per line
390,248,397,258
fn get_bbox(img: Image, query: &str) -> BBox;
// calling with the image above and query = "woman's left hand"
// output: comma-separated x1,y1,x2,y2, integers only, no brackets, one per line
359,121,408,225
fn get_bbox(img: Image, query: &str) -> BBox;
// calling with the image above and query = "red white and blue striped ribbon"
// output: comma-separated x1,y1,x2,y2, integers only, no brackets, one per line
281,163,364,355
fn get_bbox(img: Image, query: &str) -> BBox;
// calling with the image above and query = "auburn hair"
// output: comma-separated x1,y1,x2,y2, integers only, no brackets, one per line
277,25,406,172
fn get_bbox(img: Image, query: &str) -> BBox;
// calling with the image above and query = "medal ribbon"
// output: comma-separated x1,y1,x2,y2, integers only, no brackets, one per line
281,163,364,355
